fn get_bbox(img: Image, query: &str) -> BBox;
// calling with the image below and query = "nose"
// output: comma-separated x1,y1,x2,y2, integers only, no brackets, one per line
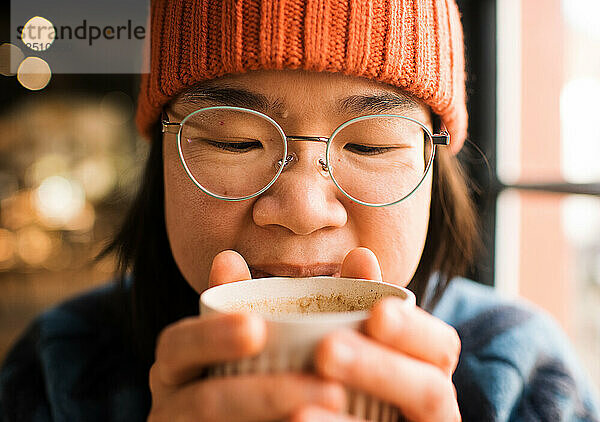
252,145,348,235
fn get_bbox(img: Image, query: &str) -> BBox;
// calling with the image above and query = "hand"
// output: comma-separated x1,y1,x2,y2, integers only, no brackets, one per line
147,250,347,422
293,247,462,422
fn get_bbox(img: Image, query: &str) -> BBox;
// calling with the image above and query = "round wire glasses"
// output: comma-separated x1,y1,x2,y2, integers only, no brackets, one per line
162,106,450,207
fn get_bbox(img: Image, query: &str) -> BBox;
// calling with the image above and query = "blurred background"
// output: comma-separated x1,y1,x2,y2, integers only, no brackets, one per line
1,0,599,393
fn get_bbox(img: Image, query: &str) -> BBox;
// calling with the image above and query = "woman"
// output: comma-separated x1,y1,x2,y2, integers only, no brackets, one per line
1,0,599,421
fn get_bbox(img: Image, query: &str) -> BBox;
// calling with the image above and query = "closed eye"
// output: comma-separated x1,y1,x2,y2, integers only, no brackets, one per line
188,137,263,153
344,143,400,155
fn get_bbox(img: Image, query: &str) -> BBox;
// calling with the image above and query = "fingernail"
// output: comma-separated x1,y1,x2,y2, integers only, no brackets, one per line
331,338,355,367
383,299,404,327
229,313,266,355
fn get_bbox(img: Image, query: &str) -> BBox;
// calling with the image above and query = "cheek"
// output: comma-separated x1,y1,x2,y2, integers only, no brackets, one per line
353,173,432,286
163,139,251,293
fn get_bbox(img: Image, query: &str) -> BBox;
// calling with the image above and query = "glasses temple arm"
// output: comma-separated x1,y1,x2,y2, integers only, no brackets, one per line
161,110,182,134
432,117,450,145
432,131,450,145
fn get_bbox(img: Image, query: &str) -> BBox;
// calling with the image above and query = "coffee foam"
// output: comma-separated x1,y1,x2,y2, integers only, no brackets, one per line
224,290,384,320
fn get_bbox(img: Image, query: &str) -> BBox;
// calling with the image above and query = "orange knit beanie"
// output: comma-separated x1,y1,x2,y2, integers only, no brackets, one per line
136,0,468,153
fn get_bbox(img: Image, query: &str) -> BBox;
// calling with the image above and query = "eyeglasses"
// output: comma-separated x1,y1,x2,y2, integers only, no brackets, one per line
162,106,449,207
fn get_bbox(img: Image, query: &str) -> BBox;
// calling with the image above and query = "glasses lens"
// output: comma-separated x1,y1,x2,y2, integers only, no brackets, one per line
328,115,433,205
179,108,286,199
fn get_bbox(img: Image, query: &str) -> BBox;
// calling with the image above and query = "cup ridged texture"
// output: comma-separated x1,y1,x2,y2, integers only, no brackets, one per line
209,350,400,421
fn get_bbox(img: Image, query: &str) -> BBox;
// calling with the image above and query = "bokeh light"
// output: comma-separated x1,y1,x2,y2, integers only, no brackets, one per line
34,176,86,227
0,43,25,76
16,226,53,266
17,57,52,90
1,191,37,230
0,78,144,369
21,16,56,52
73,157,117,202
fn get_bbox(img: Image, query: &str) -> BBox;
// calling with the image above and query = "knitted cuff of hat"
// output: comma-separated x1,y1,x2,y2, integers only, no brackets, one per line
136,0,468,153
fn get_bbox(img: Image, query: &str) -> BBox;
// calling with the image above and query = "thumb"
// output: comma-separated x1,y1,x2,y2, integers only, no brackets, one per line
208,250,252,288
339,247,383,281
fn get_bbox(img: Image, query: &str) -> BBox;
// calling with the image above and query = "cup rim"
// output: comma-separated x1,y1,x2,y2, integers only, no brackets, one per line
199,276,415,324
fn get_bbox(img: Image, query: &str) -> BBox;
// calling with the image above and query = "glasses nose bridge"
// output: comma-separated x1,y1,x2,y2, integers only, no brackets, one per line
285,135,330,144
279,135,330,172
283,135,330,159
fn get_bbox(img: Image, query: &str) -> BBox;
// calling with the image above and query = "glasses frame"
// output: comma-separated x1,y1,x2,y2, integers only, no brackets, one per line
162,105,450,207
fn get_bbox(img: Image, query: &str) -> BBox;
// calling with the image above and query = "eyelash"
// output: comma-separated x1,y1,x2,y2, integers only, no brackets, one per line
344,144,393,155
207,140,262,152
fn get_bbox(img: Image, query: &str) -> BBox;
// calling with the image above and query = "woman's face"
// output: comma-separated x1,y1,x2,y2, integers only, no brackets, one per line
163,69,433,294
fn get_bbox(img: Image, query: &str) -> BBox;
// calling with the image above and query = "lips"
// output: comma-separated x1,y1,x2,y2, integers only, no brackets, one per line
249,263,342,278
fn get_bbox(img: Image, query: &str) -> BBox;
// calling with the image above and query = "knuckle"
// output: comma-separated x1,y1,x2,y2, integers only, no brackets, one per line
420,373,448,414
438,352,455,375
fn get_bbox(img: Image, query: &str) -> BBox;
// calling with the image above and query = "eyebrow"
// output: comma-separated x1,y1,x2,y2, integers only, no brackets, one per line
178,85,419,115
338,93,420,114
178,85,282,114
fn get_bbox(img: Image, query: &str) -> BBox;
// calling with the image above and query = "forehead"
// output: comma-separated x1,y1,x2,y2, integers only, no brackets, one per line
171,69,430,121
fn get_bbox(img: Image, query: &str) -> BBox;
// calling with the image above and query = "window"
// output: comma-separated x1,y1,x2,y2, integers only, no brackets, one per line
460,0,600,390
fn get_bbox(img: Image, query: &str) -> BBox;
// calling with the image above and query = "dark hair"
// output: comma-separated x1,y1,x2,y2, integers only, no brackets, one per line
409,146,481,309
102,122,480,368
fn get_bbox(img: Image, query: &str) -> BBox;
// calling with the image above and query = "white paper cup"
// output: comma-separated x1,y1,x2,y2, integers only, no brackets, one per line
200,276,415,422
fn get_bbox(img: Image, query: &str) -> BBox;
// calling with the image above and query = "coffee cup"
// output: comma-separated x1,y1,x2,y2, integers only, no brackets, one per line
200,276,414,421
